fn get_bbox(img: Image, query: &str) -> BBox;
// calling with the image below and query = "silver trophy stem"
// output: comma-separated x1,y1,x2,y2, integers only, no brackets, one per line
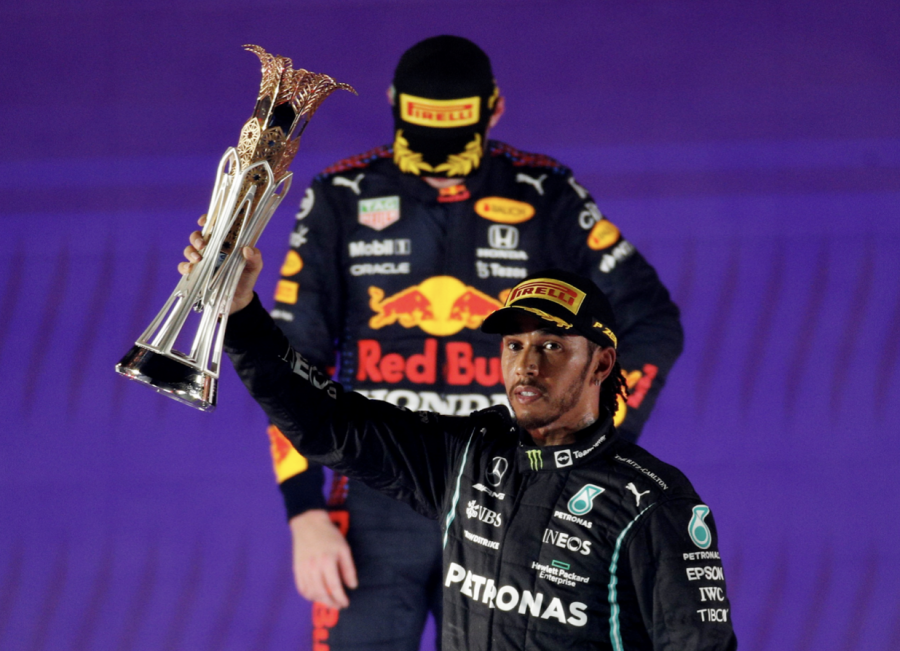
115,148,291,411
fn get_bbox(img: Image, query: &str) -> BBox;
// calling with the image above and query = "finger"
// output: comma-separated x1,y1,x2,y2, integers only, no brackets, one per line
306,571,339,609
197,214,207,226
293,568,306,598
337,548,358,590
189,230,206,251
183,244,201,263
177,261,193,276
321,561,350,609
242,246,261,267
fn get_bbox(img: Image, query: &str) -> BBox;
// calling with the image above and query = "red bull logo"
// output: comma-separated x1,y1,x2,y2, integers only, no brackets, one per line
267,424,309,483
613,364,658,427
368,276,504,336
313,602,340,651
357,338,502,387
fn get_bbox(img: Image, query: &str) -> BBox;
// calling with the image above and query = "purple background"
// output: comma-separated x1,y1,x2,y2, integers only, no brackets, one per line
2,1,899,649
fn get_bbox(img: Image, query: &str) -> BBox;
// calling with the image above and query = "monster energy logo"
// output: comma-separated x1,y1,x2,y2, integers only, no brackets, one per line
526,449,543,470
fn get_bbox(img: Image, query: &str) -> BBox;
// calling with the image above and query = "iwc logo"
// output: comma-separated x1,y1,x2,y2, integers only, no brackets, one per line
567,484,604,516
688,504,712,549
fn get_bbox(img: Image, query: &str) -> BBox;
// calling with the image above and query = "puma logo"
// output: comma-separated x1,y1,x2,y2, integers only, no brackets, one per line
516,173,547,196
333,173,365,195
625,482,650,506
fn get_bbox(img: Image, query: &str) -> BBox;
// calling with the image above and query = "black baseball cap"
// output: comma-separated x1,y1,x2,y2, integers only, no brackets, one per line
390,35,498,177
481,269,618,349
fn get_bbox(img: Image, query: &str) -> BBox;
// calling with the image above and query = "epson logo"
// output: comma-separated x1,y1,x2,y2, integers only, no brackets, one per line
542,529,592,556
349,239,411,258
686,566,725,582
488,225,519,250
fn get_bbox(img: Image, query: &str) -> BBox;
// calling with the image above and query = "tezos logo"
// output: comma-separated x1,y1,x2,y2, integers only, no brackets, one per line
567,484,604,516
554,450,572,468
689,504,712,549
487,456,508,487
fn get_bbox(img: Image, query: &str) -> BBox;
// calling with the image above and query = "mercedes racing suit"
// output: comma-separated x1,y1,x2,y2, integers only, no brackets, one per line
266,141,683,649
227,296,736,651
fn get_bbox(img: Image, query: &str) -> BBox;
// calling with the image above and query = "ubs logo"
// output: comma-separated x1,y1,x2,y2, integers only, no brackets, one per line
487,456,508,487
488,225,519,250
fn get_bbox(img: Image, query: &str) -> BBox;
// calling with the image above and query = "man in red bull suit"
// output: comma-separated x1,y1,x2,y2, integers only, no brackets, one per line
267,35,684,651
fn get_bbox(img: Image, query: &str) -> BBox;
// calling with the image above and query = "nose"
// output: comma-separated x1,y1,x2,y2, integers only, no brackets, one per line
515,344,540,377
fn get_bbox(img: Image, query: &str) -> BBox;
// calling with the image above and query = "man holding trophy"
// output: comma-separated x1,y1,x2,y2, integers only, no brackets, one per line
176,240,736,649
261,36,685,651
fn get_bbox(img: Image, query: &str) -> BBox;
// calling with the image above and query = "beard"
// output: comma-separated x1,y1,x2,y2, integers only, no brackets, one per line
508,362,592,432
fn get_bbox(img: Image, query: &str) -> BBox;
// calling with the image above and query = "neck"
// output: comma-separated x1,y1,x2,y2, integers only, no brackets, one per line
422,176,464,189
527,413,599,447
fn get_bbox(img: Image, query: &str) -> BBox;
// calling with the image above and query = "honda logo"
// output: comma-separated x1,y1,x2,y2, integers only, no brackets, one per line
488,225,519,250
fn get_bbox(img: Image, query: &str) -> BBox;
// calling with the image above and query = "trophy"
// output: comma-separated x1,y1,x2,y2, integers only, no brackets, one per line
115,45,354,411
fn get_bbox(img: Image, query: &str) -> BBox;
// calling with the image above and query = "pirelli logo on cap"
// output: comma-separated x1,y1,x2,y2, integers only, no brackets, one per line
506,278,586,315
399,93,481,128
593,321,618,348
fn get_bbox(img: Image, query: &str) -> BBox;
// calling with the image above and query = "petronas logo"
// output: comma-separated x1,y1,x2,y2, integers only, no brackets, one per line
689,505,712,549
526,449,542,471
567,484,604,516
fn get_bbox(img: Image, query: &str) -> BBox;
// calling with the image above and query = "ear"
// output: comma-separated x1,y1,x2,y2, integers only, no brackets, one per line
386,85,396,107
591,347,616,386
488,95,505,129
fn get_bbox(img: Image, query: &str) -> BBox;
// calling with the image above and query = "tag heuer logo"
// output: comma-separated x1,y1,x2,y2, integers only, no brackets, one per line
358,196,400,231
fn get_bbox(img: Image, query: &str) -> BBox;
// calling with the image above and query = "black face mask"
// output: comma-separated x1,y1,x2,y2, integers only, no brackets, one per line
391,88,497,177
390,35,497,177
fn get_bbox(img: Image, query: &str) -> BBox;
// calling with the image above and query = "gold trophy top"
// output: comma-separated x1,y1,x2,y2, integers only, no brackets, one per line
238,44,356,180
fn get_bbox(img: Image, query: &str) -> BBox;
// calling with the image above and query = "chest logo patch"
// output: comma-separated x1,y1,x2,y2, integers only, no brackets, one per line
567,484,604,516
487,456,508,486
475,197,535,224
368,276,503,336
358,196,400,231
689,504,712,549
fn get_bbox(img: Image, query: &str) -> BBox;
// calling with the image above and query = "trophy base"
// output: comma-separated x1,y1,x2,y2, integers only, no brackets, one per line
115,345,217,412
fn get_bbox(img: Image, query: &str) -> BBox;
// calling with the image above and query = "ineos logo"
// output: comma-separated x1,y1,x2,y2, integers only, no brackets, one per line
487,456,508,486
488,225,519,250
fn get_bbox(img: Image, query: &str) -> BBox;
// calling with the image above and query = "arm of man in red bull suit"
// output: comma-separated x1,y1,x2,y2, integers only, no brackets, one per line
266,178,360,609
546,174,684,443
185,211,357,609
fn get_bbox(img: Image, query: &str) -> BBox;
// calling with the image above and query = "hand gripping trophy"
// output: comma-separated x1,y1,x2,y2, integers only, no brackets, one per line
115,45,354,411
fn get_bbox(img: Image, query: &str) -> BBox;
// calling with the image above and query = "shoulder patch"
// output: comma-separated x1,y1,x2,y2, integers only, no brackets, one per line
489,141,569,175
317,145,393,179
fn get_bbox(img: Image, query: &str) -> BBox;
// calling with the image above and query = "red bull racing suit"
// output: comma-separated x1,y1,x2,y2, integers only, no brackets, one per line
227,297,736,650
267,141,684,650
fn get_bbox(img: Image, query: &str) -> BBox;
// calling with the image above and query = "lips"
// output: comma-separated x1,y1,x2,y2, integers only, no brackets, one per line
512,383,545,405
